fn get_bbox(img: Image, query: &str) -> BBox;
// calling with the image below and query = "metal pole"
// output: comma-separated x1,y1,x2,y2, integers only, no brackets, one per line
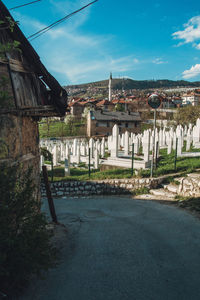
174,138,178,171
51,157,53,182
89,148,91,177
42,166,58,223
155,140,159,169
131,143,134,176
150,109,156,177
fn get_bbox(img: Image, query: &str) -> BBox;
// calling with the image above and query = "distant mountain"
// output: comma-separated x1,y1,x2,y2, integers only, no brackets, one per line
65,78,200,90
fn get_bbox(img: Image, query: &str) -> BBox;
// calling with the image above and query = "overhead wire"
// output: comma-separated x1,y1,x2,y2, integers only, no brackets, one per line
9,0,42,11
27,0,98,41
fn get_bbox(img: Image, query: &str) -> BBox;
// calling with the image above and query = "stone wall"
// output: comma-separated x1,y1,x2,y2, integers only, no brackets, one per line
178,173,200,197
41,177,162,198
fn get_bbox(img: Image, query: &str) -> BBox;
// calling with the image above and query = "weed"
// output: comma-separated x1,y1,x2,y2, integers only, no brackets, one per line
132,187,150,196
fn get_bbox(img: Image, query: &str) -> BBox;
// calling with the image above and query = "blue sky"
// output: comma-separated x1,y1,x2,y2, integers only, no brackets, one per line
4,0,200,85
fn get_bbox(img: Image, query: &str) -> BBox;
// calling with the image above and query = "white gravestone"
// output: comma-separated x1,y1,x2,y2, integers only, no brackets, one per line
124,131,129,156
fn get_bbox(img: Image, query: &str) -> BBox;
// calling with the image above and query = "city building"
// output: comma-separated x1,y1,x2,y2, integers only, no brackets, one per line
182,92,200,106
87,110,141,137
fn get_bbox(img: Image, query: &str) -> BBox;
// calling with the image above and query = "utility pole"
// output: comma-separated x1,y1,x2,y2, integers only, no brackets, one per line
147,94,162,177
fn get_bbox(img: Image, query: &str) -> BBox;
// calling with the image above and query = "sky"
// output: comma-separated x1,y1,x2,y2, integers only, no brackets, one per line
3,0,200,85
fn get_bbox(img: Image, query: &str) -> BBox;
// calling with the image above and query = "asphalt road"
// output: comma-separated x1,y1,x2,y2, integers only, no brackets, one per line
22,196,200,300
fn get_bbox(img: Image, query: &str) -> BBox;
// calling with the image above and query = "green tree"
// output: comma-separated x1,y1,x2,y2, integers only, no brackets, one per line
0,17,20,58
64,115,76,135
0,165,57,297
174,106,200,125
114,103,125,112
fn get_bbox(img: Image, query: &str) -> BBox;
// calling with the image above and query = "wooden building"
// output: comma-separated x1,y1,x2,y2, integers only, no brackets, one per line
0,2,68,200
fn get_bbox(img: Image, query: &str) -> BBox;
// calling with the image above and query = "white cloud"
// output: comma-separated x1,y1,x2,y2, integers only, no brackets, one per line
195,43,200,50
152,58,168,64
13,9,140,84
172,16,200,49
133,58,139,63
49,0,92,28
182,64,200,79
50,53,139,83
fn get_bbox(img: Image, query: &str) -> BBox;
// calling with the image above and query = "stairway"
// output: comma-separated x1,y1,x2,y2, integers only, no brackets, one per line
135,173,200,200
148,177,184,200
135,179,182,200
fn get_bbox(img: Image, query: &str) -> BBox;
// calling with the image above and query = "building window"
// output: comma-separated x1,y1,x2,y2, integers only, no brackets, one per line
125,123,128,128
98,121,107,127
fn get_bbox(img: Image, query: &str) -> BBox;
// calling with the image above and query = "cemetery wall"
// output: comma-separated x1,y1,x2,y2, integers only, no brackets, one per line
0,114,40,200
41,177,163,198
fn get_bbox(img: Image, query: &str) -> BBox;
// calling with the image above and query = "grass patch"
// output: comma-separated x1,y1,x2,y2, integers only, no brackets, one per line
39,120,86,138
139,148,200,177
45,148,200,181
48,167,135,181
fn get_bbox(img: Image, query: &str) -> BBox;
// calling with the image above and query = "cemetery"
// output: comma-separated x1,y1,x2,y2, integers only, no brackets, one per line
40,118,200,182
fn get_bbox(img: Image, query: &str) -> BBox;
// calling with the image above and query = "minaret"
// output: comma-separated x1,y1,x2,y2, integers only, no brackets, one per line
108,72,112,102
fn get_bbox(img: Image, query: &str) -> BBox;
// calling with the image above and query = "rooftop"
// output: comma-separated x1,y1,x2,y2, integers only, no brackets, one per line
93,110,141,122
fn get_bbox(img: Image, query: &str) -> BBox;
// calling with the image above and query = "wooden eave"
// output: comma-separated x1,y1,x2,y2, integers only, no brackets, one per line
0,105,62,117
0,1,68,116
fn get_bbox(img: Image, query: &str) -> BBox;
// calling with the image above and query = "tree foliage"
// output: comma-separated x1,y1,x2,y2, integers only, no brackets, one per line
0,17,20,58
114,103,125,112
174,105,200,125
39,118,86,138
0,165,57,297
66,78,200,91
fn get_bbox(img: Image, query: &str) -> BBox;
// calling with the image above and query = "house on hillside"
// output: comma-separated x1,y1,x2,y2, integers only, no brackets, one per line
0,2,68,201
87,110,141,137
181,92,200,106
69,100,86,118
96,99,114,111
69,98,99,118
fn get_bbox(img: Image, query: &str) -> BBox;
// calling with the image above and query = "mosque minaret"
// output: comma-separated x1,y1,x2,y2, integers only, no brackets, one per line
108,72,112,102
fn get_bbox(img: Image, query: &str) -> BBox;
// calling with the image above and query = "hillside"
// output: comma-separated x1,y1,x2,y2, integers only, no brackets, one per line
65,78,200,91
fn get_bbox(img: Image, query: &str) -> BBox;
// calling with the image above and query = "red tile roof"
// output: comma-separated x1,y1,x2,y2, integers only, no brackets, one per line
96,100,114,106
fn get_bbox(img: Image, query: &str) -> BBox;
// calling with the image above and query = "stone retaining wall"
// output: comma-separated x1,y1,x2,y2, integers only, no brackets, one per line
178,174,200,197
41,178,163,198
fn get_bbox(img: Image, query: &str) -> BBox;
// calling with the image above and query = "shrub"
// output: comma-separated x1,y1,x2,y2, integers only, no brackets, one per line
132,187,150,196
0,164,57,297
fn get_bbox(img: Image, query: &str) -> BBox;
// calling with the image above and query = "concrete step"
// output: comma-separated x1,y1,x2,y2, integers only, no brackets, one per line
163,184,179,194
150,188,175,199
